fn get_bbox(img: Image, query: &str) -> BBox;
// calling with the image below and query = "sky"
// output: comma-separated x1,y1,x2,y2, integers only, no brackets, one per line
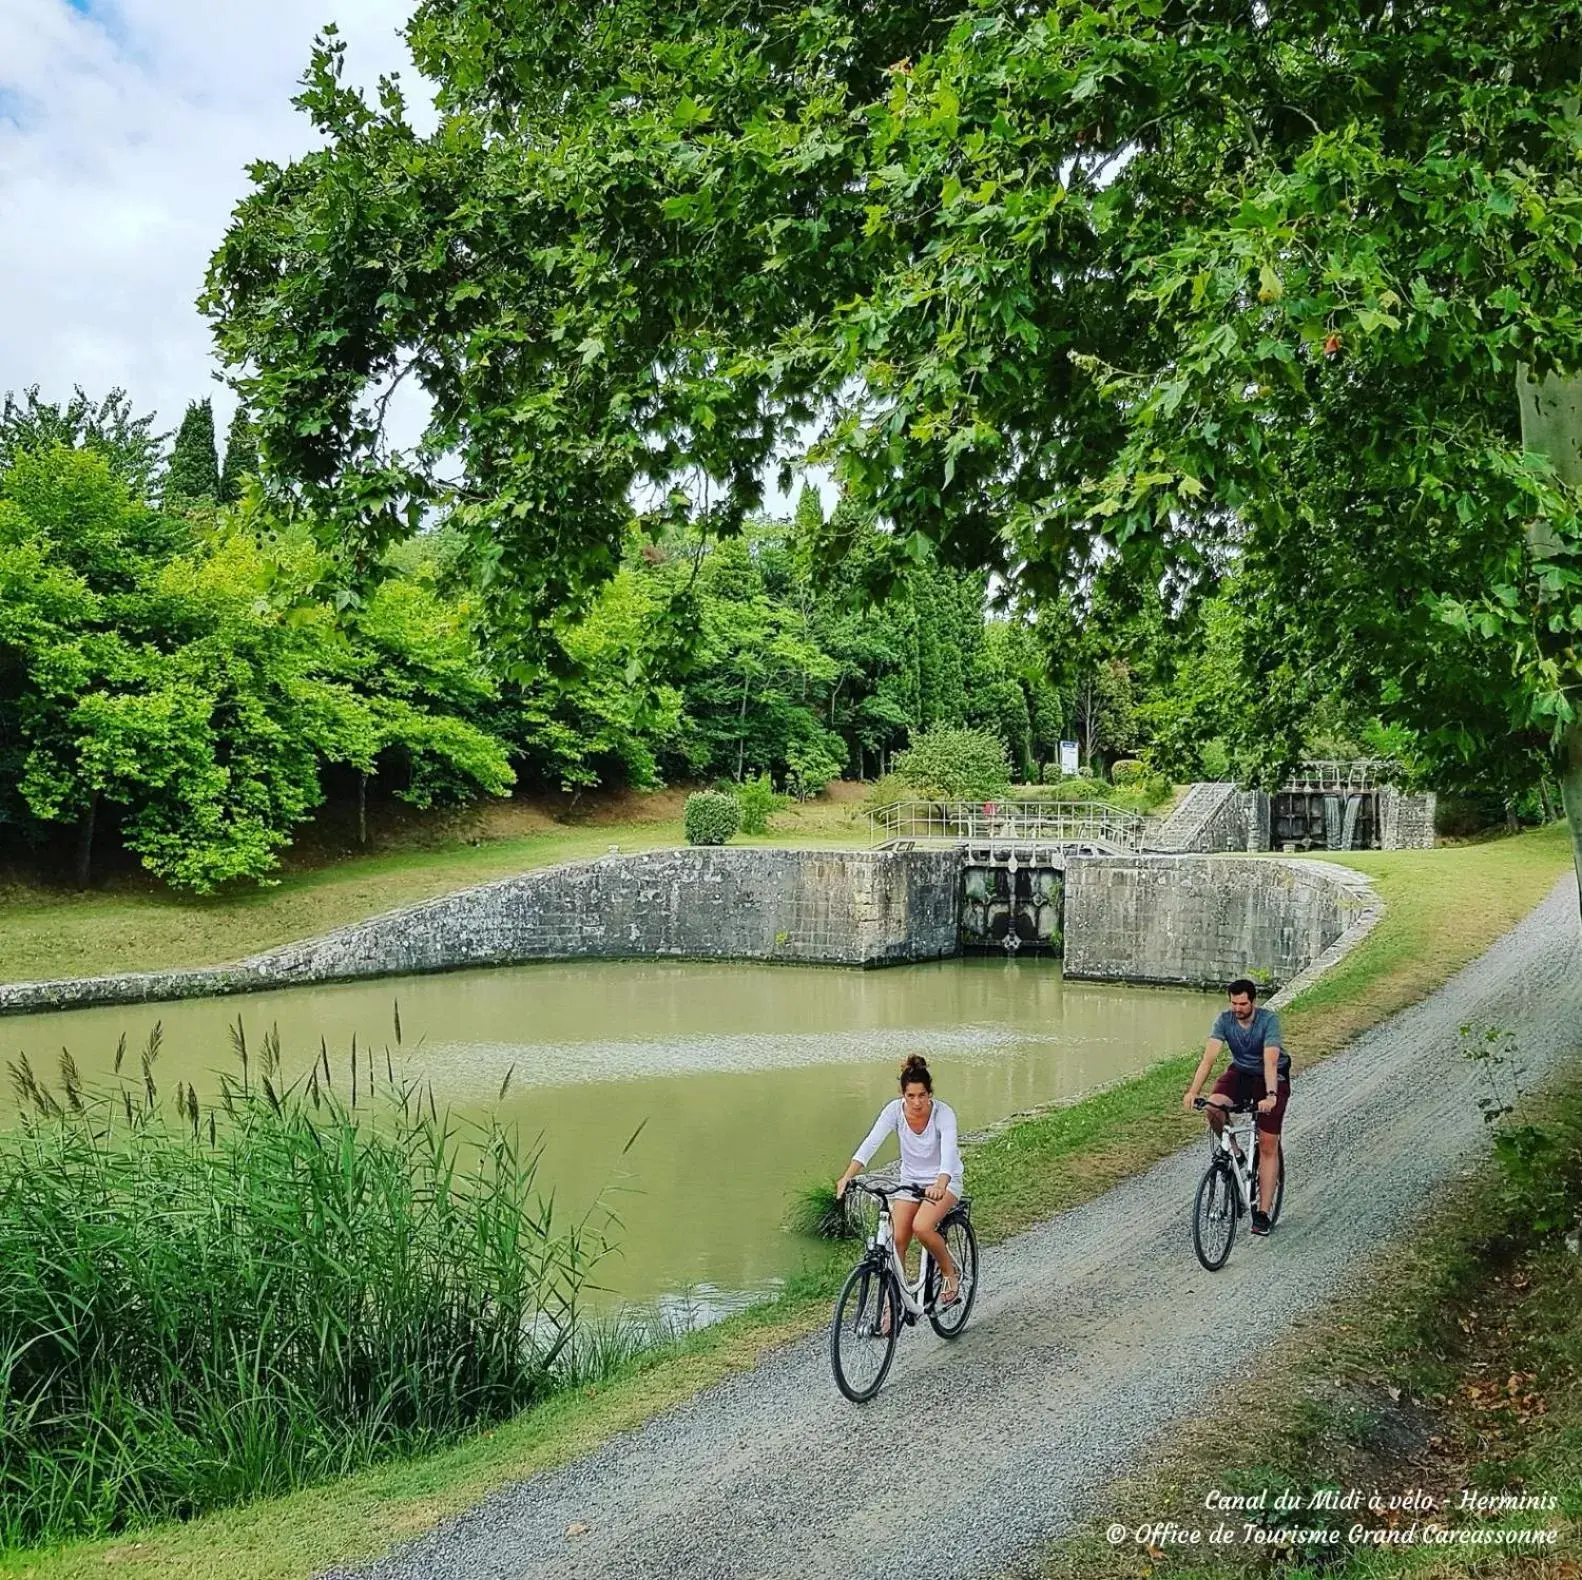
0,0,422,440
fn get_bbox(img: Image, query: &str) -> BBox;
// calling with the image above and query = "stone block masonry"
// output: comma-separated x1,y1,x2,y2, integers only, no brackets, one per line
1061,855,1378,991
1379,787,1438,850
0,846,1377,1015
1147,782,1253,854
0,848,965,1016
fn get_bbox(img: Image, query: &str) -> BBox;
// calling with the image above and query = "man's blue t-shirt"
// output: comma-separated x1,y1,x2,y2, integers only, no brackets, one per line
1211,1006,1289,1078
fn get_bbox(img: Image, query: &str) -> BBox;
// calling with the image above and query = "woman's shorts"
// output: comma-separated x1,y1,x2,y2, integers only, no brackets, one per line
1210,1067,1291,1135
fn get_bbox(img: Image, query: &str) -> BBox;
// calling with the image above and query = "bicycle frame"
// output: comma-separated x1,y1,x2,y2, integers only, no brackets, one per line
1209,1109,1259,1210
854,1184,940,1318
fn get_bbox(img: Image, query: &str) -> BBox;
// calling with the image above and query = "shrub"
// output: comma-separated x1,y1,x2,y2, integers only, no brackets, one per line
862,772,912,809
1045,776,1110,803
684,789,741,845
1043,759,1097,784
1199,738,1232,780
1039,772,1174,814
891,725,1011,800
736,773,787,835
1111,758,1145,784
0,1036,610,1545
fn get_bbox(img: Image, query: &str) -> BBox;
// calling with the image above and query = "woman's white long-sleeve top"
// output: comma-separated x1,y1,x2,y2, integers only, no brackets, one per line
852,1099,963,1196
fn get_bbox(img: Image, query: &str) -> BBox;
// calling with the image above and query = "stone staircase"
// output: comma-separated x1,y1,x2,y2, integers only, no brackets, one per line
1144,782,1244,853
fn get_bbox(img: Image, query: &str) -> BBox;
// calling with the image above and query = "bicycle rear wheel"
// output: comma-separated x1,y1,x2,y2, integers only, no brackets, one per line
926,1213,979,1339
830,1260,900,1402
1193,1161,1237,1271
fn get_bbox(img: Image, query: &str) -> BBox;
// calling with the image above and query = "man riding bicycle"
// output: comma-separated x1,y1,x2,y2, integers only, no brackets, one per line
1182,978,1288,1236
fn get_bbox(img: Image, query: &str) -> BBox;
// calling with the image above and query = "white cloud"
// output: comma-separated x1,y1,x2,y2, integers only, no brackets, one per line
0,0,422,440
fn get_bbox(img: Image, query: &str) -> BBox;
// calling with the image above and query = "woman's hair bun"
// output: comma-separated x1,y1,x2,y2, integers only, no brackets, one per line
898,1054,933,1092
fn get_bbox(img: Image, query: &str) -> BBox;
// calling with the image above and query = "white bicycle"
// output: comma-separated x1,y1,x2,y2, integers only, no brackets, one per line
1191,1095,1285,1270
829,1179,979,1402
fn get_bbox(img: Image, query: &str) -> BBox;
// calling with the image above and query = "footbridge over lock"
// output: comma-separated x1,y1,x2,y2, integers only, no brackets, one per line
868,800,1144,953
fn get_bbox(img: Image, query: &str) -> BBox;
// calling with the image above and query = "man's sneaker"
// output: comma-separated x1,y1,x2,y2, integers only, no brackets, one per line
1250,1209,1271,1237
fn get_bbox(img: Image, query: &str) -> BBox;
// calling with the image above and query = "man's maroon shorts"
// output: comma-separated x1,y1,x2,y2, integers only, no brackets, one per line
1211,1066,1291,1134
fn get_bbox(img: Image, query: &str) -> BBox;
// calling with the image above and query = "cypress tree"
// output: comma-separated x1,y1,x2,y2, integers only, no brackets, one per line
165,399,220,503
219,406,259,503
791,483,824,539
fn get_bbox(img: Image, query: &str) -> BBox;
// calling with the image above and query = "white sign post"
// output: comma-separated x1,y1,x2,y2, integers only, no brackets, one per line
1059,740,1080,778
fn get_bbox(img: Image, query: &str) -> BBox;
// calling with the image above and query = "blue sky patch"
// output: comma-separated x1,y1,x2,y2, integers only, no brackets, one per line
59,0,135,55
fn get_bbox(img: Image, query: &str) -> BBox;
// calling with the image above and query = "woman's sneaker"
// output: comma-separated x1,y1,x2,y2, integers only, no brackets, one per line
1251,1209,1272,1237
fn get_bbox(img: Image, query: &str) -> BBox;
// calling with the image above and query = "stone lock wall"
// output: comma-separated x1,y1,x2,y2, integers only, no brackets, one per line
0,848,963,1016
1061,855,1378,990
1156,781,1435,854
247,846,965,979
1379,787,1438,850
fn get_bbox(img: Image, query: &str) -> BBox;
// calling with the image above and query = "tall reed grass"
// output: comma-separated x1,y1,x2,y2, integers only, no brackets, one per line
0,1019,614,1547
783,1180,862,1240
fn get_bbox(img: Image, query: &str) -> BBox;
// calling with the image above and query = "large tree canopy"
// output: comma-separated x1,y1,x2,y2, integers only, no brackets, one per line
204,1,1582,882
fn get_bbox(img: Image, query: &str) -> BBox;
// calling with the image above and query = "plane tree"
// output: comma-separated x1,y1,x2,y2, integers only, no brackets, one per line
204,0,1582,894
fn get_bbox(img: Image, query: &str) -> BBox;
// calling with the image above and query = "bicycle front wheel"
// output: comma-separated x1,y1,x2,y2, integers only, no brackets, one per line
1193,1161,1237,1271
830,1260,900,1402
927,1213,979,1339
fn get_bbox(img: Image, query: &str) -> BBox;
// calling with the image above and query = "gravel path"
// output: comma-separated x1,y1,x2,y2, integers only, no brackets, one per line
330,876,1582,1580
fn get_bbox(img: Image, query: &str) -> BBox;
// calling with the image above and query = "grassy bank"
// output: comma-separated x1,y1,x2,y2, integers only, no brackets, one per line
1040,1079,1582,1580
1282,825,1576,1059
0,793,868,987
0,1045,628,1552
0,825,1571,1577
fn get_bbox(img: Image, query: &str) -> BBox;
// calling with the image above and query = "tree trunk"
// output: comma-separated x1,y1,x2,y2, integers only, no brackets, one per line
1079,677,1099,767
1518,365,1582,913
357,772,369,847
74,793,97,890
736,675,750,782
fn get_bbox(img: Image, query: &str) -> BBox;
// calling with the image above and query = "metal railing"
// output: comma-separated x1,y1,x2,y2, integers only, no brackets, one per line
1278,759,1398,794
868,800,1145,854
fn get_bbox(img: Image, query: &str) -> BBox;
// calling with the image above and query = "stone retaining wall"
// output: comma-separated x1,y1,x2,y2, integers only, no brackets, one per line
0,846,1377,1015
0,848,964,1016
1061,855,1378,991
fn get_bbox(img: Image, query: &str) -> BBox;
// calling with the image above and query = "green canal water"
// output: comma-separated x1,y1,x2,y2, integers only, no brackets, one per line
0,958,1214,1321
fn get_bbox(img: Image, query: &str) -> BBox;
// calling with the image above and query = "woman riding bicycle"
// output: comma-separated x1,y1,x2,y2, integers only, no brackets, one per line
835,1055,963,1304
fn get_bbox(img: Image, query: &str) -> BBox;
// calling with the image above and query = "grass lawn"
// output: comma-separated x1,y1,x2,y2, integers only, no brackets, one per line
0,825,1572,1578
1283,825,1578,1060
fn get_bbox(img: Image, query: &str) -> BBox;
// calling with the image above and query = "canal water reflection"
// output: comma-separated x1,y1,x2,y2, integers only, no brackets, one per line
0,957,1214,1317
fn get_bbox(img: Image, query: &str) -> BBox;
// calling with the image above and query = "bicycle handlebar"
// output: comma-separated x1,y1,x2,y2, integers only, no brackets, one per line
1193,1096,1261,1116
845,1178,932,1201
